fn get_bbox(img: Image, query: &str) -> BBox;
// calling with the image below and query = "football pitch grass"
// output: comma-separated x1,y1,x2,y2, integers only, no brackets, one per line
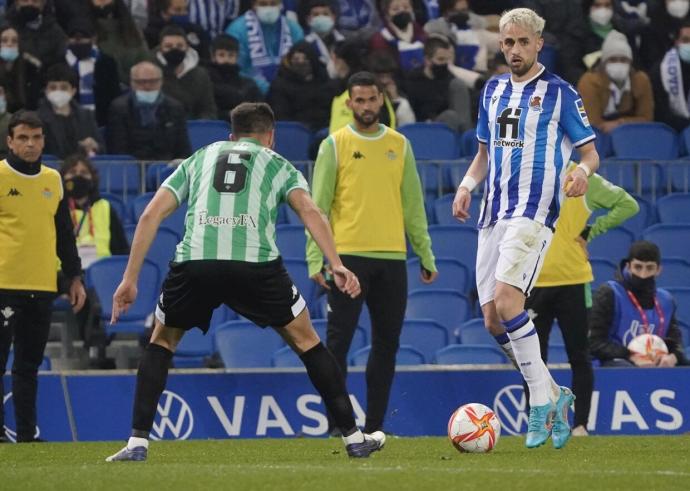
1,435,688,490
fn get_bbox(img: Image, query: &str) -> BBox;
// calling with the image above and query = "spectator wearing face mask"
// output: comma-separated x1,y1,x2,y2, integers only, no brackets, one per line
0,24,40,111
577,30,653,134
7,0,67,69
370,0,426,73
145,0,211,61
335,0,382,38
155,24,216,119
226,0,304,95
580,0,615,70
269,41,336,130
651,19,690,131
107,61,191,159
647,0,690,74
207,34,261,120
303,0,344,78
65,18,120,127
368,51,416,126
37,63,102,158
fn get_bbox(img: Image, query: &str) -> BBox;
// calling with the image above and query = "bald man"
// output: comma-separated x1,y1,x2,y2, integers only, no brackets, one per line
106,61,192,160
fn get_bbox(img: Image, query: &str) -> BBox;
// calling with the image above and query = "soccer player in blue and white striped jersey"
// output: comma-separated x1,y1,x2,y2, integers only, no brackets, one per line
453,8,600,450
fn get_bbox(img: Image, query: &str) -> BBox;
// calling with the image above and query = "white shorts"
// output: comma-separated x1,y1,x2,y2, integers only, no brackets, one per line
476,217,553,307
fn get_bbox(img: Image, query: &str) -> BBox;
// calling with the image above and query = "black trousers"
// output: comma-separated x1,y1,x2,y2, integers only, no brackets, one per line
524,284,594,428
0,293,54,441
326,256,407,433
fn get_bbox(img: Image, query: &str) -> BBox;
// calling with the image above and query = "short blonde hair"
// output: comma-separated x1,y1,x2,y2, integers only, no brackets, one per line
499,8,546,37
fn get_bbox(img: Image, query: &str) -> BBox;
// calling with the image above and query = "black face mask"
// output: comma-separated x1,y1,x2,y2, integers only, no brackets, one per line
163,48,186,67
449,11,469,29
291,61,312,79
431,63,450,79
391,12,412,30
92,4,115,18
214,63,239,78
64,175,93,200
627,273,656,294
69,43,93,60
17,5,41,23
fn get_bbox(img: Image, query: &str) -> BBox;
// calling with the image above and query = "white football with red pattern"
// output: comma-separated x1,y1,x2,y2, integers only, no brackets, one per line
627,334,668,365
447,402,501,453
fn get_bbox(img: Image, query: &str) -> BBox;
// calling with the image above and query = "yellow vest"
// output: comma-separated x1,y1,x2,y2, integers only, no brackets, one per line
329,91,397,134
330,125,407,253
0,160,62,292
536,168,593,287
71,198,113,258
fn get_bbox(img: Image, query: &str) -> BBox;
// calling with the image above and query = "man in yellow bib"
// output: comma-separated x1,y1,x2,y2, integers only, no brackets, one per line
0,111,85,443
307,71,437,434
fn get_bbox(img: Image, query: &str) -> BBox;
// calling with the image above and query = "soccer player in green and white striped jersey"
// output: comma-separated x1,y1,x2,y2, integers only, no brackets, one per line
105,103,386,462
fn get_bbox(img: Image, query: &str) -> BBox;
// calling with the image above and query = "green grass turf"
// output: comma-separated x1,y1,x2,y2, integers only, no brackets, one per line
1,436,689,490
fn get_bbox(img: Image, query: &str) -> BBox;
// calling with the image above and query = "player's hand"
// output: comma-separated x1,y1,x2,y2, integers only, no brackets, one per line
420,267,438,284
331,265,361,298
575,236,589,259
452,187,471,222
629,353,655,367
310,268,331,290
656,353,678,367
111,279,138,324
563,168,589,197
69,277,87,313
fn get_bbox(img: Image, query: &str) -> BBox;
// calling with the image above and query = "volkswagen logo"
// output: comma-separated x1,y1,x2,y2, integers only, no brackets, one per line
3,392,40,442
493,384,528,436
150,390,194,440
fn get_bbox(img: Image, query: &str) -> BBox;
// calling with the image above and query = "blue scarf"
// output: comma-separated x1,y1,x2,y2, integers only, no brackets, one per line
245,9,293,84
66,46,99,112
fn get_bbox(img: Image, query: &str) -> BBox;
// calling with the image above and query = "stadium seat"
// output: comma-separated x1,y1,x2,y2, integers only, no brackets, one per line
187,119,230,152
399,319,449,362
5,351,51,371
282,258,317,306
676,321,690,347
129,192,188,236
174,324,218,368
86,256,160,336
433,193,482,227
273,121,312,161
459,128,478,157
407,257,470,294
433,344,507,365
588,228,634,264
609,123,679,160
310,319,368,352
428,225,478,272
214,320,285,368
455,318,493,345
282,203,302,225
350,344,426,366
417,162,445,198
406,289,472,332
659,258,690,288
597,160,664,198
93,155,141,197
124,226,179,283
590,257,618,291
539,43,558,73
664,160,690,193
271,346,303,367
589,195,657,237
398,123,460,160
656,194,690,224
593,126,612,158
275,224,306,259
547,344,569,364
145,162,176,191
549,321,565,346
99,192,127,223
642,224,690,261
666,288,690,326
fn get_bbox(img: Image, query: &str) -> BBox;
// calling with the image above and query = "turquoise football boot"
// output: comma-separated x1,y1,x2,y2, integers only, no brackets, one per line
552,387,576,449
525,401,555,448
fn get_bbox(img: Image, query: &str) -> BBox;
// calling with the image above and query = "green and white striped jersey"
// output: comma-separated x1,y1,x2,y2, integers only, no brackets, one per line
162,138,309,262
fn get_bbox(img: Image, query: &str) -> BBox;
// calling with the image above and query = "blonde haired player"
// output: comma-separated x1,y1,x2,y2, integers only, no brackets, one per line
453,7,600,449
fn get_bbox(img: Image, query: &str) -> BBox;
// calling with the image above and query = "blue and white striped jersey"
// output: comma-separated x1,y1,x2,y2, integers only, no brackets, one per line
476,66,595,229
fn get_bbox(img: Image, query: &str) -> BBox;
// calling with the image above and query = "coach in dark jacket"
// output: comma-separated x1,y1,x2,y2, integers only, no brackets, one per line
107,61,191,160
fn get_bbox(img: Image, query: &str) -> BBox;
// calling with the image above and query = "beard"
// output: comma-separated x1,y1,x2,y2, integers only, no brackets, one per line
510,57,535,77
352,109,379,128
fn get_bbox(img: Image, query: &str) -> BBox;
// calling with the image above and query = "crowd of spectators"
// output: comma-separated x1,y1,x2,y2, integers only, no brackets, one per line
2,0,690,163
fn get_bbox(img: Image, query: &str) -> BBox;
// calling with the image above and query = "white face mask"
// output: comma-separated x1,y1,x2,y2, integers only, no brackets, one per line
47,89,73,108
668,0,690,19
256,6,281,25
605,61,630,82
590,7,614,26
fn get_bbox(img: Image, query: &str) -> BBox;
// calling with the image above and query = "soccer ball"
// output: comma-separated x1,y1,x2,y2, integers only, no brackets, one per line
627,333,668,366
447,403,501,453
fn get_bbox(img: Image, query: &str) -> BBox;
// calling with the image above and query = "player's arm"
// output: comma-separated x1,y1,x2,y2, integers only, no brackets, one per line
289,188,360,298
564,142,599,198
452,142,489,222
111,188,178,323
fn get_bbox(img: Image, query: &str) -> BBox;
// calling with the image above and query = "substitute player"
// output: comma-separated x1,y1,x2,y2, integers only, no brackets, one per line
452,8,600,449
105,102,385,461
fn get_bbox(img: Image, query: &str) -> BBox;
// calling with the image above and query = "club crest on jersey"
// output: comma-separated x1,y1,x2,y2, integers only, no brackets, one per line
42,187,53,199
529,96,542,112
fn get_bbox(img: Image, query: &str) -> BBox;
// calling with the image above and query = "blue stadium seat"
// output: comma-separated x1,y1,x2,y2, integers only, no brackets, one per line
407,257,470,294
593,126,612,158
459,128,478,157
398,123,460,160
129,192,188,236
455,318,493,345
399,319,449,362
676,321,690,346
282,203,302,225
350,344,426,366
93,155,141,197
666,288,690,326
124,226,179,286
145,162,176,191
273,121,312,161
275,224,306,259
6,351,51,371
539,43,558,73
310,319,368,351
282,258,316,306
214,320,285,368
597,160,664,198
664,161,690,193
99,192,127,223
609,123,679,159
548,321,565,346
186,119,230,152
656,194,690,224
547,344,569,364
417,162,445,198
433,344,507,365
433,193,482,227
589,257,618,291
659,258,690,288
588,227,634,264
86,256,160,336
271,346,303,367
642,224,690,261
406,289,472,332
428,225,478,272
174,324,218,368
590,195,657,238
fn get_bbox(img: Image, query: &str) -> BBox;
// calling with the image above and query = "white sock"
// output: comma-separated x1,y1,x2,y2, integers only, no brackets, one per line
127,436,149,450
503,312,551,407
493,332,519,370
342,429,364,445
